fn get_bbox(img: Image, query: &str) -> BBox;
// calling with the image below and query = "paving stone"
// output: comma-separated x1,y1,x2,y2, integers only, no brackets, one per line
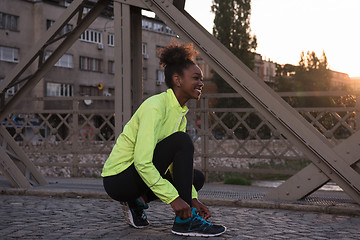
1,195,360,239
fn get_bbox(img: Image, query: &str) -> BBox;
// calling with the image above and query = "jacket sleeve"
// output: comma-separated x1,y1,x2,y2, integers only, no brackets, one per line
133,104,179,204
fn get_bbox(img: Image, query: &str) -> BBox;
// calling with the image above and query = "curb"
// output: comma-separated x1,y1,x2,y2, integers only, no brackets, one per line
2,187,360,216
0,188,110,199
200,199,360,216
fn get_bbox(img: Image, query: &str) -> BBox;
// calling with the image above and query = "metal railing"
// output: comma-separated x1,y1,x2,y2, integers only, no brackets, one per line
2,91,358,178
188,91,359,179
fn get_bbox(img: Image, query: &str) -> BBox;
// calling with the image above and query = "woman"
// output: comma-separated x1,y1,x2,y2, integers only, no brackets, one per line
102,42,226,237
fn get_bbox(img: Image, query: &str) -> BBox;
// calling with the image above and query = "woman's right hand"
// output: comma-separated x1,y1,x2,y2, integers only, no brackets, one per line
170,197,192,220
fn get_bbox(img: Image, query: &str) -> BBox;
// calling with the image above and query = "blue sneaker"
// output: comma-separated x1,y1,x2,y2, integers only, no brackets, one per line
120,197,149,228
171,208,226,237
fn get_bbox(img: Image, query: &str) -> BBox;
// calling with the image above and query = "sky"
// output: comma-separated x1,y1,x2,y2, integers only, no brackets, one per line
184,0,360,78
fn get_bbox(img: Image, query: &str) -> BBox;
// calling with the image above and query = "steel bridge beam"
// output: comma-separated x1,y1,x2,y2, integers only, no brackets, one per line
266,129,360,200
1,0,359,206
0,0,111,187
113,1,143,138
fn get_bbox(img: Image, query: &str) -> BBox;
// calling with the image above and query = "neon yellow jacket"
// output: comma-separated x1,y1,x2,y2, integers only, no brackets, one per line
101,89,198,204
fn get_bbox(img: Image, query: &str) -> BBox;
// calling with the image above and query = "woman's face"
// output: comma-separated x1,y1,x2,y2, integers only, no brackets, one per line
178,64,204,101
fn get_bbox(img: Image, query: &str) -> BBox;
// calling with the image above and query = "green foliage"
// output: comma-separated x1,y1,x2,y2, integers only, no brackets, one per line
211,0,257,93
207,172,292,182
248,159,310,172
275,51,331,92
274,51,354,109
224,176,252,185
295,51,331,91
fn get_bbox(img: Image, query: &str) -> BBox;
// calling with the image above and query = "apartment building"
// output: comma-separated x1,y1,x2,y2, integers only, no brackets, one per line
1,0,279,111
329,70,351,90
141,15,177,98
0,0,182,111
253,53,276,84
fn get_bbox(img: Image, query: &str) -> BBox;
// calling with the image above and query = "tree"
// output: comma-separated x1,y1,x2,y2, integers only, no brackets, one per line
294,50,331,91
211,0,257,93
275,51,331,92
275,63,299,92
274,51,339,108
209,1,258,140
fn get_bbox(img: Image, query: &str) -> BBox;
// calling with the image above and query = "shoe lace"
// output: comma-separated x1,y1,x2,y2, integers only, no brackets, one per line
132,204,147,221
192,210,211,228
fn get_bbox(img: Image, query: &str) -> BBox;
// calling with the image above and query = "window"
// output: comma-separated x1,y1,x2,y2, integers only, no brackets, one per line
156,69,165,85
46,20,73,36
142,18,175,35
153,23,164,32
0,46,19,63
108,34,114,47
80,29,102,44
165,26,175,35
143,68,147,80
108,88,115,96
156,45,164,57
80,56,102,72
108,60,114,74
64,1,71,7
45,51,73,68
142,43,147,55
0,12,19,31
46,82,73,97
142,19,152,30
80,85,103,96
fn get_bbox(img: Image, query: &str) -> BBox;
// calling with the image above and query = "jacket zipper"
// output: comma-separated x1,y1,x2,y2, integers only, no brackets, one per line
174,110,188,132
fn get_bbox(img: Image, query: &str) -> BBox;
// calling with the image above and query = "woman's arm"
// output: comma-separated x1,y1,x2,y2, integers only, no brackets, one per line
133,104,179,204
170,197,192,220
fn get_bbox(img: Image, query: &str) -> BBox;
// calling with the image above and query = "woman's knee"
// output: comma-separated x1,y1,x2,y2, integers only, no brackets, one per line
172,131,194,152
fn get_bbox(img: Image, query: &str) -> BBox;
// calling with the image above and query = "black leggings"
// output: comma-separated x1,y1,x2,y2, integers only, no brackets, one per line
103,132,205,207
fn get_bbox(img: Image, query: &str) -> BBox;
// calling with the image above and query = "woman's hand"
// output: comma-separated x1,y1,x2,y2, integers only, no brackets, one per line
170,197,192,220
192,198,211,220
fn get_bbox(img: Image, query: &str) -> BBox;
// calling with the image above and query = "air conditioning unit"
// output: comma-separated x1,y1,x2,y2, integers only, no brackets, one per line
6,87,15,96
83,7,91,14
97,43,104,50
84,99,92,106
143,54,149,59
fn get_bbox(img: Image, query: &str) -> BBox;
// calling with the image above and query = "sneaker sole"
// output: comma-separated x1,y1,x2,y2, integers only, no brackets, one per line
171,226,227,237
120,202,149,229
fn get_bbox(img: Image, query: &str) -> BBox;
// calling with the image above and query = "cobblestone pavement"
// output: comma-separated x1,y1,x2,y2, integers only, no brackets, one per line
1,195,360,239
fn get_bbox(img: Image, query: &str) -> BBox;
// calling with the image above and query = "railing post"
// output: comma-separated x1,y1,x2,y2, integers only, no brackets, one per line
200,96,209,182
72,97,79,177
356,91,360,131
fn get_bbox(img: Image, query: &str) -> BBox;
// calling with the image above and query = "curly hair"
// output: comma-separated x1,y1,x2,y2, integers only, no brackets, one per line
158,41,199,88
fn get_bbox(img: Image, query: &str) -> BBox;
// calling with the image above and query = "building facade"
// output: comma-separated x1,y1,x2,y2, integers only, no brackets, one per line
329,70,351,90
1,0,284,109
0,0,183,110
141,15,177,98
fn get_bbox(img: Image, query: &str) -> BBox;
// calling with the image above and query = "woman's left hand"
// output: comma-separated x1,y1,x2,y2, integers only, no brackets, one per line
191,198,211,220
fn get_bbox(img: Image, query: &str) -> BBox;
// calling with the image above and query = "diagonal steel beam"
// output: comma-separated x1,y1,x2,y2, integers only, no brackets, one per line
0,0,110,187
266,129,360,200
0,0,84,95
0,0,111,121
0,126,47,187
139,0,360,204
